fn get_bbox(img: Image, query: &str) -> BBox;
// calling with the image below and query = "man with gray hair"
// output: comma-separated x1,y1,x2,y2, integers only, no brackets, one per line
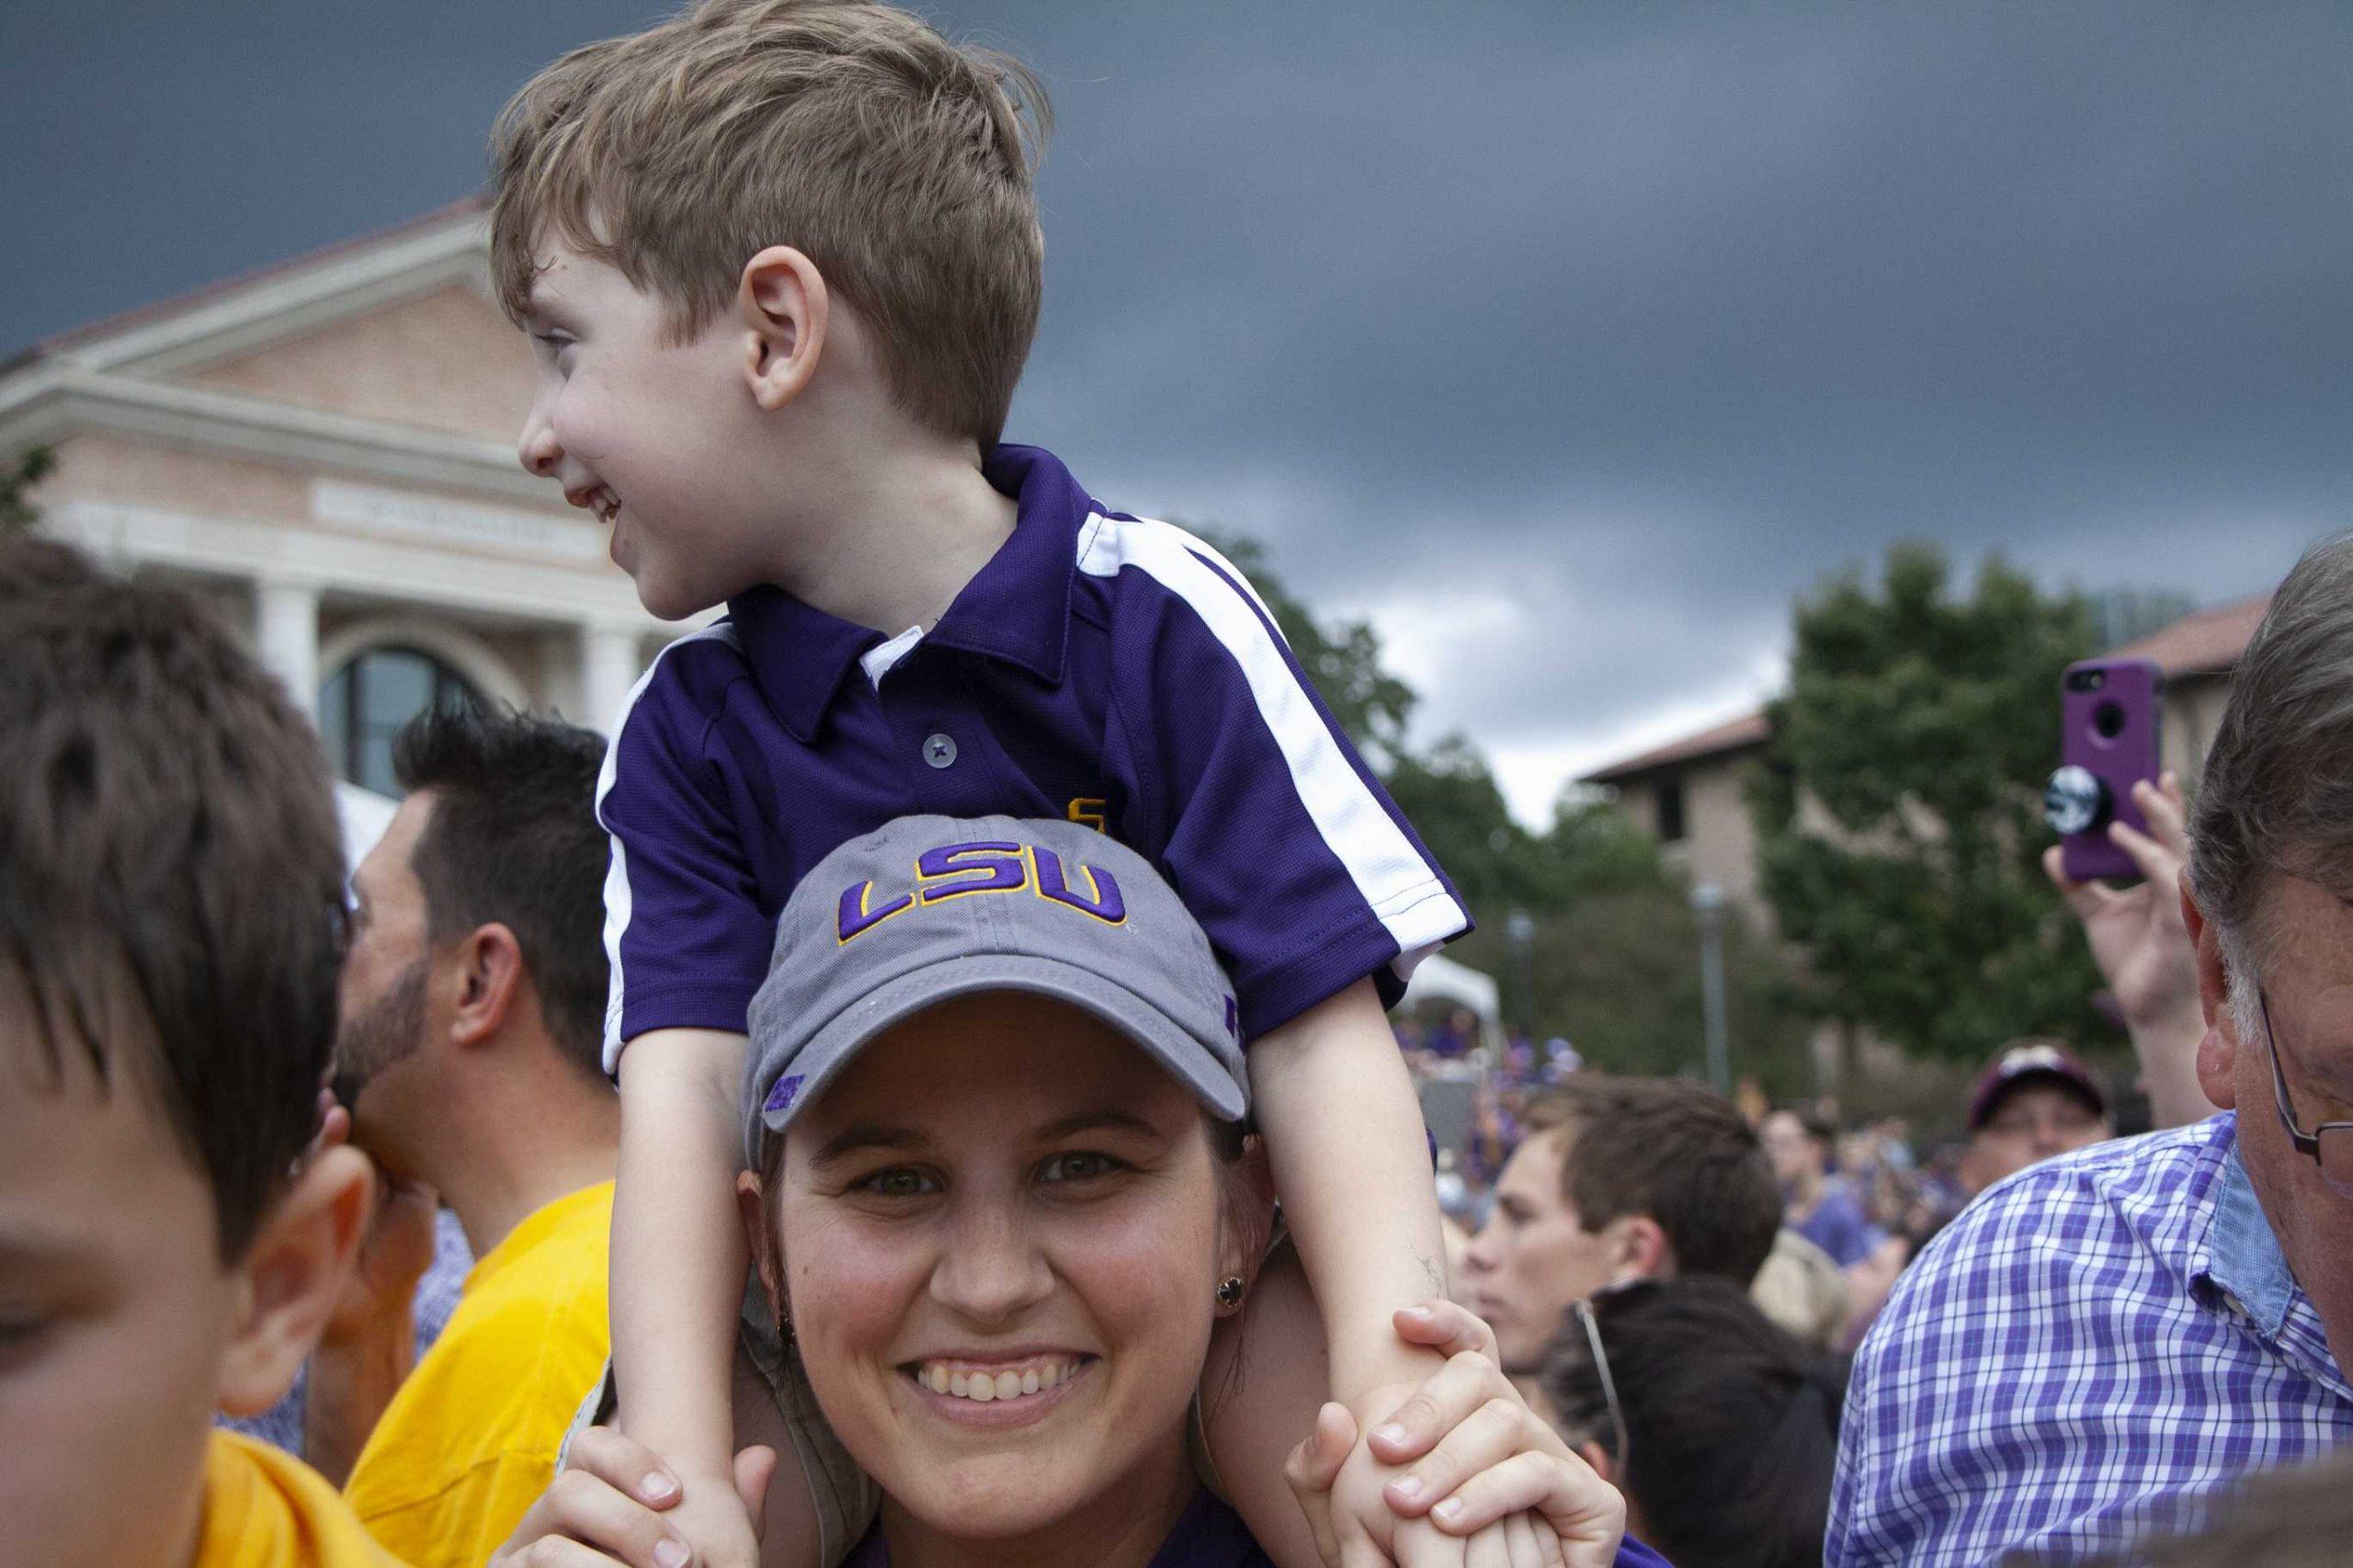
1827,533,2353,1567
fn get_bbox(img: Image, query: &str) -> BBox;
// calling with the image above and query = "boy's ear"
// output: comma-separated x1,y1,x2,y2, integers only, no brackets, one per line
737,246,829,413
215,1144,373,1417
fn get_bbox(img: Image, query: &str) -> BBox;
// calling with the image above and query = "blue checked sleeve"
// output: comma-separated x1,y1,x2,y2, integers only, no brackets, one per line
595,644,775,1070
1091,521,1469,1040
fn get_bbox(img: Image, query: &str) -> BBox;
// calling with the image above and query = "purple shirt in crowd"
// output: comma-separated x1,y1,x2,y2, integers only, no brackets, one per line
596,444,1468,1067
1796,1178,1884,1268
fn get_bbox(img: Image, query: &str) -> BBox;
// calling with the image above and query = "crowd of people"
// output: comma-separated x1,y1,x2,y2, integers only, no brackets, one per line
8,3,2353,1567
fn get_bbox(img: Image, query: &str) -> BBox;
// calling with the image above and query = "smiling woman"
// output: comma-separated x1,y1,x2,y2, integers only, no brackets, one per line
733,817,1275,1567
756,990,1269,1564
494,815,1646,1568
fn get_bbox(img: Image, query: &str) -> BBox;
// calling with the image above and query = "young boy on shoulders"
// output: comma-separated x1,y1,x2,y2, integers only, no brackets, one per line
488,1,1499,1562
0,538,399,1568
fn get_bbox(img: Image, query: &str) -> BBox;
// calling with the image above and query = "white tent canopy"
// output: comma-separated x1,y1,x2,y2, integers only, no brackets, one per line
1398,952,1506,1055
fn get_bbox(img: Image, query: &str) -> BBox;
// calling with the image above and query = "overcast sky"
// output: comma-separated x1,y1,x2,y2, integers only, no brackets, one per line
6,2,2348,823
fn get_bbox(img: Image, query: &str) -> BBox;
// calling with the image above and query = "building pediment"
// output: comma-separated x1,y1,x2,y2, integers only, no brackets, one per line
0,200,559,504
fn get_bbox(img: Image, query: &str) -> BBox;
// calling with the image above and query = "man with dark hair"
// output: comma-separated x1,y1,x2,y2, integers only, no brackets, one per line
1460,1076,1781,1381
1830,533,2353,1565
309,707,621,1568
0,537,395,1565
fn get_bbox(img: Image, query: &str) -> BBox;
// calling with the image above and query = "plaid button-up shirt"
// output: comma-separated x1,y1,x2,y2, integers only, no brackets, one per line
1827,1114,2353,1566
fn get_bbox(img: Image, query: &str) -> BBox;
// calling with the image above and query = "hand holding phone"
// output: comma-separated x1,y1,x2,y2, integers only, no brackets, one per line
2044,656,2163,884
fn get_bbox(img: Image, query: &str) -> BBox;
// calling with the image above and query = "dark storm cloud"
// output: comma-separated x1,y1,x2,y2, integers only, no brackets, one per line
6,1,2348,818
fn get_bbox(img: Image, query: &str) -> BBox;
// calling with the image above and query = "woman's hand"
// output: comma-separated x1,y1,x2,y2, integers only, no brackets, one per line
1286,1301,1626,1568
487,1426,776,1568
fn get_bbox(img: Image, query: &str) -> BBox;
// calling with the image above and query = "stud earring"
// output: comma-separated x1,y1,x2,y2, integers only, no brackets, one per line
1215,1275,1245,1309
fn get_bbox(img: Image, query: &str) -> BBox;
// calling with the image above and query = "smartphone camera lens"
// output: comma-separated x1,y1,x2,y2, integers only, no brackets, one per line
2066,669,2108,693
2094,700,2127,740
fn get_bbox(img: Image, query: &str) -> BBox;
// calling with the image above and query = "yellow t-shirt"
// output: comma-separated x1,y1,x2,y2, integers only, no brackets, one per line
343,1181,614,1568
196,1429,406,1566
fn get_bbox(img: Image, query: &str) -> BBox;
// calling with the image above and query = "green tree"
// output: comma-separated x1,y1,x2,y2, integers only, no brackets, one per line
0,447,53,534
1749,541,2102,1062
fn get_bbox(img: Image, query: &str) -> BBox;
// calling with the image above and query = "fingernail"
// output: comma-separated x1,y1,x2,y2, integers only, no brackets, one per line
642,1471,677,1502
1434,1497,1464,1521
1399,1302,1432,1318
1371,1423,1409,1448
1390,1475,1425,1502
654,1540,690,1568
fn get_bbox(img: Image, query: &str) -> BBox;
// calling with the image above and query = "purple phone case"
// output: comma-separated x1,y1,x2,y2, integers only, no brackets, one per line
2057,656,2162,883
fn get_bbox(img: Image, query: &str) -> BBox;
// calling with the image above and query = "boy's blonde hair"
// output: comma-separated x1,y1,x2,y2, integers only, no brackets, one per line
490,0,1050,448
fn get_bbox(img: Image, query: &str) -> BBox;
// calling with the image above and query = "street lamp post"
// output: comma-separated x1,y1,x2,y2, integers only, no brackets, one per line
1505,906,1536,1040
1691,882,1732,1094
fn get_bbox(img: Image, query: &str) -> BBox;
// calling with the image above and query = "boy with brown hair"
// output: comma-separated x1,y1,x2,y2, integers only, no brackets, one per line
0,537,399,1567
487,1,1495,1562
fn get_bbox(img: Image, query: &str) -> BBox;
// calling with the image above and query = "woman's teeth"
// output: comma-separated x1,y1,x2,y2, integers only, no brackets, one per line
915,1356,1086,1403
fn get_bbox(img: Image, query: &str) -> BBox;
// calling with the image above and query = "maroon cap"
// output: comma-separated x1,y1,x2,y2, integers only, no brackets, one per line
1967,1041,2108,1131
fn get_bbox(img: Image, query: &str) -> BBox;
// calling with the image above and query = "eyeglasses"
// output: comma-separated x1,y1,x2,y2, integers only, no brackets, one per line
1572,1294,1631,1471
2258,988,2353,1197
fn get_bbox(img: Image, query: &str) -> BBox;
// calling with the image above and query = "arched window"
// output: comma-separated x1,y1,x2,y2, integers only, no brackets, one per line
319,646,481,797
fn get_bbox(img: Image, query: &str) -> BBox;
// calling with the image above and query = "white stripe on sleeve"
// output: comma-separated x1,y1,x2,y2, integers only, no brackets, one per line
594,620,741,1074
1076,514,1467,971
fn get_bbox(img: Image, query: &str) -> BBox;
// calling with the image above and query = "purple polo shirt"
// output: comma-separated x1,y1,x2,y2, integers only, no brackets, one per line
595,444,1468,1069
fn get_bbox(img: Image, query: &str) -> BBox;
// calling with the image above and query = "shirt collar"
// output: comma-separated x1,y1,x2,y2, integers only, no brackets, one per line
725,444,1093,743
2194,1121,2301,1340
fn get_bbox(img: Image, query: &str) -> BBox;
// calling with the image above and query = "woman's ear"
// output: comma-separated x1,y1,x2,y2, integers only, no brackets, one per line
737,246,829,413
1216,1134,1278,1298
736,1167,785,1321
215,1144,373,1416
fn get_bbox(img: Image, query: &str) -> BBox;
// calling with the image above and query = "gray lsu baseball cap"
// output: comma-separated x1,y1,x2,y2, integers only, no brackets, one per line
743,814,1247,1166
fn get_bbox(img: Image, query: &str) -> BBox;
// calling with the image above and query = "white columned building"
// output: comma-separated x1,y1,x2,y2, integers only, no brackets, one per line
0,200,693,795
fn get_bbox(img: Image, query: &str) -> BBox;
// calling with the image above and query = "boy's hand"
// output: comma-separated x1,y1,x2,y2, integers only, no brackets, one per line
1316,1301,1624,1568
489,1426,776,1568
643,1464,764,1568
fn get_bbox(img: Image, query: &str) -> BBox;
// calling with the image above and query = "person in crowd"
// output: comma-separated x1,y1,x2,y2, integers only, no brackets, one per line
1543,1277,1847,1568
1760,1107,1908,1342
1759,1109,1883,1269
0,538,394,1565
1460,1076,1782,1391
2045,771,2218,1131
494,816,1661,1567
300,709,622,1566
1827,532,2353,1565
225,790,474,1460
1957,1041,2113,1199
487,4,1475,1560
